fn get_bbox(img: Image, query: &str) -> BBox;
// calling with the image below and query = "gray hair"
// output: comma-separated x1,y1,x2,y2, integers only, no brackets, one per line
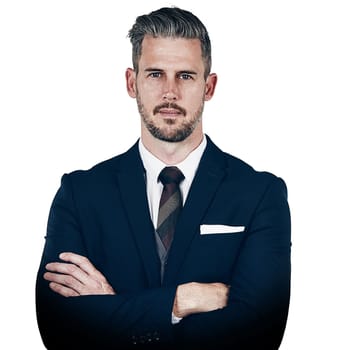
128,7,212,78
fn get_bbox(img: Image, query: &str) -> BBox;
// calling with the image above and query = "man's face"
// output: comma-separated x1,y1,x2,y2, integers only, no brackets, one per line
126,35,216,143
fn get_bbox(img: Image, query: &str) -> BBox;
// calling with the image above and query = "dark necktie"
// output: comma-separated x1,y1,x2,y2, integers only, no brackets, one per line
157,166,185,254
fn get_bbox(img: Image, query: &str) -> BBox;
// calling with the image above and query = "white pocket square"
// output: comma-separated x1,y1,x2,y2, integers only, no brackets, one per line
200,224,245,235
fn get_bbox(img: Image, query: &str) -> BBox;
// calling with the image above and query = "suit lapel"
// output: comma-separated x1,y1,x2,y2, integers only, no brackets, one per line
163,137,227,285
115,142,161,288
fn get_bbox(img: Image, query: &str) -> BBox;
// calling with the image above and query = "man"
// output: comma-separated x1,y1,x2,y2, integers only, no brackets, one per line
36,7,291,350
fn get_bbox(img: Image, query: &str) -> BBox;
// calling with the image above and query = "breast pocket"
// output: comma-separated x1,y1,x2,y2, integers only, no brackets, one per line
199,224,245,235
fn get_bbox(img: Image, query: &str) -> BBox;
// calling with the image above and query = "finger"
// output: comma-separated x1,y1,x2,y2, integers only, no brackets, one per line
48,253,116,295
48,281,80,297
59,252,97,275
44,272,115,296
45,262,90,286
44,271,83,294
59,252,108,281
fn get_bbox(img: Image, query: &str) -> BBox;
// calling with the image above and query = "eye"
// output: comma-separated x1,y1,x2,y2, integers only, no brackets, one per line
148,72,162,78
178,73,193,80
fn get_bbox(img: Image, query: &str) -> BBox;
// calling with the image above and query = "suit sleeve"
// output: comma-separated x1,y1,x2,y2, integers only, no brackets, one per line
176,177,291,349
36,174,177,349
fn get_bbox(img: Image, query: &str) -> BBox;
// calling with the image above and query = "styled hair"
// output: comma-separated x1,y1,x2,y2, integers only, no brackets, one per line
128,7,212,78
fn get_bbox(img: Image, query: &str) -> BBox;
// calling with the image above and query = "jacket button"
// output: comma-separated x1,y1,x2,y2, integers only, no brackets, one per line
146,333,152,342
139,335,146,344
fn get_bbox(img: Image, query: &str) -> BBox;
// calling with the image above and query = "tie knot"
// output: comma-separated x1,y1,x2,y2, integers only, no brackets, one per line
158,166,185,185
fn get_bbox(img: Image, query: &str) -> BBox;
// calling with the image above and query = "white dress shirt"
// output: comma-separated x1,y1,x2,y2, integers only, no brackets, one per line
138,136,207,325
138,136,207,229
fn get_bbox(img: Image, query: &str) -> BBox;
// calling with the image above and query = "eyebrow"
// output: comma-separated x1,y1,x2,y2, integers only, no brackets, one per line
144,68,198,75
177,70,198,76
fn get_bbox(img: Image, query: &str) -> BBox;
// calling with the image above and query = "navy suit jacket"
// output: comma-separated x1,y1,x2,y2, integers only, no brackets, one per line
36,136,291,349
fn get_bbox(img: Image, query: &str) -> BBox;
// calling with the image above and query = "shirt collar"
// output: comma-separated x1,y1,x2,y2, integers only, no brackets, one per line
138,136,207,182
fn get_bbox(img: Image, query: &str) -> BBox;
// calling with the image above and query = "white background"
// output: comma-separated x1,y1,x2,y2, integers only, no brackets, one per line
1,1,349,348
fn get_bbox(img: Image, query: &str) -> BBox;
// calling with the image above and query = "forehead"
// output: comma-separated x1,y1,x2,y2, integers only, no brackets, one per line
139,35,204,70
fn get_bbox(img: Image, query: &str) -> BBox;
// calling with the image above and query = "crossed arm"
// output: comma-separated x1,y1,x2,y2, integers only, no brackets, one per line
38,174,290,348
44,252,229,318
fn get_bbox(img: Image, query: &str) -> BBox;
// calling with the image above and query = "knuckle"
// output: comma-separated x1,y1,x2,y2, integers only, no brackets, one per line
66,264,77,274
82,261,92,272
99,275,107,283
80,255,88,262
52,283,65,294
90,279,100,289
81,256,90,265
63,275,75,286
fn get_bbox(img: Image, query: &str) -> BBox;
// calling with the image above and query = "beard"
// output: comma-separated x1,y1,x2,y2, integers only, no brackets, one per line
136,95,204,143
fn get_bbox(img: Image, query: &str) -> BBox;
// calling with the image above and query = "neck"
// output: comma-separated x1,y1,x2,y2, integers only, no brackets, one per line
141,127,204,165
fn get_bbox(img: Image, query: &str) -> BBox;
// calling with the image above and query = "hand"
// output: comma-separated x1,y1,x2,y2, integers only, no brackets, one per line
172,282,229,318
44,252,116,297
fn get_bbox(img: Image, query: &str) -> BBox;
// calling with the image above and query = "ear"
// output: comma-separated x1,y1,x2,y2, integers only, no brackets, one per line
204,73,218,101
126,68,137,98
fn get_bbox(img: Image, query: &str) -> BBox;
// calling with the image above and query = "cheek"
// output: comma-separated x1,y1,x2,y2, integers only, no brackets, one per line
138,79,163,97
137,83,155,100
185,82,206,97
138,90,163,112
182,87,205,108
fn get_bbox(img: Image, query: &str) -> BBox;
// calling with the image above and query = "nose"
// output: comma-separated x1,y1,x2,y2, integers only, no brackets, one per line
162,78,179,101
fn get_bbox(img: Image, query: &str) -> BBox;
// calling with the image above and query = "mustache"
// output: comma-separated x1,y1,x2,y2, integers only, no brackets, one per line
153,103,186,116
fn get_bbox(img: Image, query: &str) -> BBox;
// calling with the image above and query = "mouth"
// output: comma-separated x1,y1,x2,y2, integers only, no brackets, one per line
153,103,186,118
158,108,183,118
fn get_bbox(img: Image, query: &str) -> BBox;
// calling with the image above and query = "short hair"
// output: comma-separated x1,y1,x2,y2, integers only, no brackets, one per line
128,7,212,78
